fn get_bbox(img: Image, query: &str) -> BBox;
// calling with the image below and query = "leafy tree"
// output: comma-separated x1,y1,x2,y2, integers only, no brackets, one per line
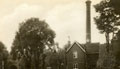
112,30,120,68
10,18,56,69
94,0,120,53
44,48,59,69
44,43,66,69
63,39,71,51
0,41,6,52
94,0,120,69
0,41,9,69
109,0,120,15
57,49,66,69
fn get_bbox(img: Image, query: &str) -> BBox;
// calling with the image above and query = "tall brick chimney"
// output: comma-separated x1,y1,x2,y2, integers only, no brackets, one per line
86,0,91,44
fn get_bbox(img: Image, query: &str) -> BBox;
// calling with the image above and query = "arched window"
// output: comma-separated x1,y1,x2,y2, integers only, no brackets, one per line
73,63,78,69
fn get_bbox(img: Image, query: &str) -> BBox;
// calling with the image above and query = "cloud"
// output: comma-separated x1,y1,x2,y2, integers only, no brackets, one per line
45,2,86,46
0,0,105,51
0,4,46,51
45,1,105,47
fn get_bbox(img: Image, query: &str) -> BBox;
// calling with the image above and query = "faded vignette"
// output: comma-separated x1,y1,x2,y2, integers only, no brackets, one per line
0,0,119,69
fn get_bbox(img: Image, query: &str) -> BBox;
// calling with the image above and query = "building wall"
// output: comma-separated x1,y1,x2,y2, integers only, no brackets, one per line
87,54,99,69
66,43,86,69
112,40,120,56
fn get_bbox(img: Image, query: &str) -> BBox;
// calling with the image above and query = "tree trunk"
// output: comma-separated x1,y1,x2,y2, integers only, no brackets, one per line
105,33,110,53
103,33,116,69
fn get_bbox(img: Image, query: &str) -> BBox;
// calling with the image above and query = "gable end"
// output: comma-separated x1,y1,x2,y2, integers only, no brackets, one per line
66,41,86,53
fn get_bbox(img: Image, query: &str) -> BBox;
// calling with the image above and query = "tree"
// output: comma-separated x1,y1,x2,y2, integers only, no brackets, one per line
94,0,120,69
57,49,66,69
109,0,120,15
112,30,120,68
44,43,66,69
44,47,59,69
10,18,56,69
94,0,120,53
0,41,9,69
0,41,6,52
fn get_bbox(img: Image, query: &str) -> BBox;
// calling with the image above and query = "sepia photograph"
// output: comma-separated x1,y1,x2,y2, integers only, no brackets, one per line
0,0,120,69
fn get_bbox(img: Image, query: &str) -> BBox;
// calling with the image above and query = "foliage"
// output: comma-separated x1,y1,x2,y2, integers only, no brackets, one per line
0,41,9,69
63,40,71,51
0,41,6,52
113,30,120,68
116,30,120,40
10,18,56,69
109,0,120,15
45,46,66,69
94,0,120,52
94,0,120,69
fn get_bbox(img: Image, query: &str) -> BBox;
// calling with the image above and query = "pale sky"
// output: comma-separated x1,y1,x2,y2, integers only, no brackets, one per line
0,0,105,51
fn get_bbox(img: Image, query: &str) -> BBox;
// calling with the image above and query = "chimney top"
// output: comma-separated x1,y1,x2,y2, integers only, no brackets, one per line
86,0,91,3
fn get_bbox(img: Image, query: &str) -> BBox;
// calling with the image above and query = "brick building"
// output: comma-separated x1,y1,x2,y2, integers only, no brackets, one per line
66,41,99,69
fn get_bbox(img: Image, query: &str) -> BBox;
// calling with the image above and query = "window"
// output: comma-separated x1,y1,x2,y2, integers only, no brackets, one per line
73,51,78,59
73,63,78,69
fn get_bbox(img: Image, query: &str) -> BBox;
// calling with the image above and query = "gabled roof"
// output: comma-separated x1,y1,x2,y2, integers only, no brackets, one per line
66,41,86,53
66,41,100,54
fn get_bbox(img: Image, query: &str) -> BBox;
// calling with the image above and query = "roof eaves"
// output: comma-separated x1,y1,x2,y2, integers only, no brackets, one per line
75,41,86,53
66,41,86,53
66,42,75,53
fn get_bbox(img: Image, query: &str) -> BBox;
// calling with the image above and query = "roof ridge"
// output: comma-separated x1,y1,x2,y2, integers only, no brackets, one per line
66,41,86,53
75,41,86,53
